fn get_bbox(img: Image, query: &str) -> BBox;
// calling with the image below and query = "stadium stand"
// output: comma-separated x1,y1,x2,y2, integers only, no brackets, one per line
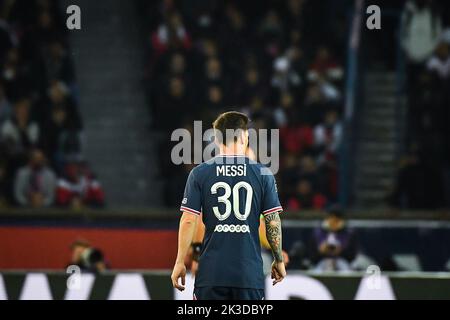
0,0,103,209
138,0,349,209
380,0,450,209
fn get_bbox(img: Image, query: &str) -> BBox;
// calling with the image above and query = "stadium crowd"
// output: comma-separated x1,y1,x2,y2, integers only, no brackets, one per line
139,0,348,209
389,0,450,209
0,0,104,209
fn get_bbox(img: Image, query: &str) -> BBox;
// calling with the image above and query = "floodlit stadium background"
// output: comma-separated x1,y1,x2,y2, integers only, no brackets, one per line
0,0,450,300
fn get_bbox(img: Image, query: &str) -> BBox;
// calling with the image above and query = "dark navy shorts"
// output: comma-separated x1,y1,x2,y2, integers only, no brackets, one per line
193,287,265,300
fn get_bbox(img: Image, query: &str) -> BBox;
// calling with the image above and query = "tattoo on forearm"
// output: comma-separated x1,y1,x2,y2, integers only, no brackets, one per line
264,212,283,262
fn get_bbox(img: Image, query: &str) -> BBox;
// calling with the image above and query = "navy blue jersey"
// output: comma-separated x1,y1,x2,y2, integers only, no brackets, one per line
180,155,283,289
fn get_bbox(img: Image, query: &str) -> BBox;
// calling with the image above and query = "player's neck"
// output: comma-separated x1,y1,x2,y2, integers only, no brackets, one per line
219,144,246,156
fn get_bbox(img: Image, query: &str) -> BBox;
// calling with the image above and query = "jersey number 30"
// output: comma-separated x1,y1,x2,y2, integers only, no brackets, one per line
211,181,253,221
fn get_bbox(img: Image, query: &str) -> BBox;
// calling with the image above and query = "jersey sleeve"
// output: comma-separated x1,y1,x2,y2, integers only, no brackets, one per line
262,172,283,216
180,168,202,215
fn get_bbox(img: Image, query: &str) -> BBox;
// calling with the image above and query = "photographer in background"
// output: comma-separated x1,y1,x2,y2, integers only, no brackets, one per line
68,239,108,273
308,205,358,272
14,149,56,208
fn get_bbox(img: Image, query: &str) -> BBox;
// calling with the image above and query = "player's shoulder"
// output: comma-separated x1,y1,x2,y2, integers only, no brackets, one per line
188,159,215,178
250,161,276,178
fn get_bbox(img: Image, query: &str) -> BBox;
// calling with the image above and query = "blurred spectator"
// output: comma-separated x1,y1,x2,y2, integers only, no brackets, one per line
280,125,313,156
286,179,327,210
239,66,266,104
301,83,335,126
401,0,442,63
41,104,81,170
298,156,321,188
1,97,39,153
273,92,296,128
401,0,442,86
426,41,450,79
203,57,225,88
271,56,301,93
56,161,105,209
219,4,248,72
308,206,358,272
151,11,192,56
1,48,34,99
42,40,75,85
68,239,108,273
157,77,190,130
259,10,284,44
43,80,82,129
25,9,65,50
308,46,343,83
278,153,300,200
14,149,56,207
315,75,341,102
314,110,343,162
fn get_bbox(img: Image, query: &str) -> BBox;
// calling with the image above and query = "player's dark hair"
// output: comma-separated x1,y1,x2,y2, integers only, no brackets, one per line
212,111,249,145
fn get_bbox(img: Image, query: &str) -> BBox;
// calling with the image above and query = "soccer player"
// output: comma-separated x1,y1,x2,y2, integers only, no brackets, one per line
171,111,286,300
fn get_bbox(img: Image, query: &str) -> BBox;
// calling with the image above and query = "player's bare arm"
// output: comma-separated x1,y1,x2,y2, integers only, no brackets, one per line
264,211,286,285
259,216,290,264
171,212,198,291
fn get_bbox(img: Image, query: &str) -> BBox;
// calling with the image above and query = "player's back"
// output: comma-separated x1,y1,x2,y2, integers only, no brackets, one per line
180,155,282,290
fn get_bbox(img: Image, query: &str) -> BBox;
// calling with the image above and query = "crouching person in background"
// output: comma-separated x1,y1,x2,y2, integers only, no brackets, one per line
68,239,108,273
308,205,358,272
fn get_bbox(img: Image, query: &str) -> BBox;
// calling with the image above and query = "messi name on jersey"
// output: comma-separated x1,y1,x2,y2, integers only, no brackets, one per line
216,164,247,177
